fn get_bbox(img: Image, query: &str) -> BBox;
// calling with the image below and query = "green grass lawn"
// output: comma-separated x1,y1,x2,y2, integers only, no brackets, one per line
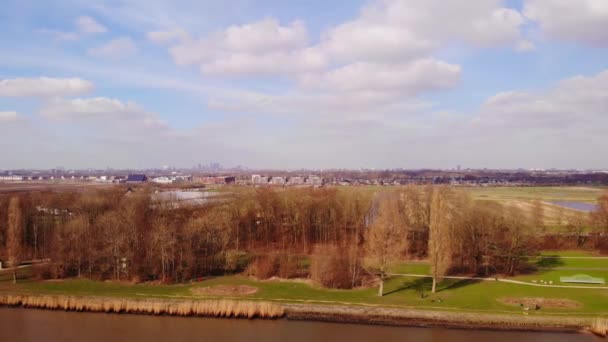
4,250,608,317
6,274,608,316
391,261,431,275
539,250,604,257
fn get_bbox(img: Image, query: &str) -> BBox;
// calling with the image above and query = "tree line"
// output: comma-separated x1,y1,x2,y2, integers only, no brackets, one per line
1,186,607,292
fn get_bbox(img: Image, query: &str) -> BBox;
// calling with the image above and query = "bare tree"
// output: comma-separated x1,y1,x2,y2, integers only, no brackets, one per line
7,197,23,283
502,206,533,275
428,187,455,293
567,211,589,247
61,216,89,277
97,211,128,280
365,193,406,296
151,216,176,282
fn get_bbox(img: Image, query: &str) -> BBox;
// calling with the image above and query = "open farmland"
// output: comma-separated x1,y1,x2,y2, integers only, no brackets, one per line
469,186,603,203
0,182,114,193
467,186,605,228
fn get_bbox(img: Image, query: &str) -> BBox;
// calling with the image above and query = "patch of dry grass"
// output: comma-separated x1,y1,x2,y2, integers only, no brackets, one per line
498,297,582,309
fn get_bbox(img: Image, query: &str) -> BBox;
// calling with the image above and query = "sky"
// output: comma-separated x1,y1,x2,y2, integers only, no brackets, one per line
0,0,607,170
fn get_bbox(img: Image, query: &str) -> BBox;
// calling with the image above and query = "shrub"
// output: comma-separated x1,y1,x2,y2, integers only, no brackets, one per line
246,255,279,279
310,244,361,289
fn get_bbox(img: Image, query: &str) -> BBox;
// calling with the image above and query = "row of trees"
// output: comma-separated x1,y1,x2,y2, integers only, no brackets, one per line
2,186,607,292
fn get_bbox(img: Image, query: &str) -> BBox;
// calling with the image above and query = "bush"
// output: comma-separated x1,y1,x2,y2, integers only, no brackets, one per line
31,263,62,280
278,255,309,278
246,255,279,279
310,244,361,289
225,250,251,273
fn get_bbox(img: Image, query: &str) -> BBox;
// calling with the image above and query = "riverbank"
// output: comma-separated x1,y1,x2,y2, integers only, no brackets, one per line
0,294,594,334
283,303,592,333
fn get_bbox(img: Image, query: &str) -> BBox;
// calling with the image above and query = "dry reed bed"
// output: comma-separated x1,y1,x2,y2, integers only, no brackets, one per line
0,294,284,319
591,318,607,337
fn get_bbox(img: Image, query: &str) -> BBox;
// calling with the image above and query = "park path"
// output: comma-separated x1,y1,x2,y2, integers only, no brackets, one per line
529,256,608,259
387,273,608,290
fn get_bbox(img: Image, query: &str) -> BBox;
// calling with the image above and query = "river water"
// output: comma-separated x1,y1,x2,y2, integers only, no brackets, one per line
0,308,600,342
550,201,598,212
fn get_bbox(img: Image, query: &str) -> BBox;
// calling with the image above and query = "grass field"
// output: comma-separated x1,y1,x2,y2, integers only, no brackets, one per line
468,186,604,203
3,250,607,317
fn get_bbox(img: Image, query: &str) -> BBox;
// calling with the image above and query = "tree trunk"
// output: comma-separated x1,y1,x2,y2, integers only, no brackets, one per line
33,225,38,260
378,277,384,296
432,276,437,293
13,270,17,284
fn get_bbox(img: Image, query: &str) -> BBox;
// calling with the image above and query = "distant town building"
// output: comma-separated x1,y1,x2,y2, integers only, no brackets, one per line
251,174,268,185
307,175,323,186
270,176,286,185
151,176,173,184
126,174,148,183
288,176,304,185
0,175,25,181
194,176,233,185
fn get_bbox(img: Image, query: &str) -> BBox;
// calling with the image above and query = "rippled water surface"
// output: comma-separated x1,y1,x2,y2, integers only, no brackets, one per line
0,308,601,342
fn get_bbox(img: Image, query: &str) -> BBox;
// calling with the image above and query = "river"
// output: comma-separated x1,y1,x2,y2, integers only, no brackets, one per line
0,308,601,342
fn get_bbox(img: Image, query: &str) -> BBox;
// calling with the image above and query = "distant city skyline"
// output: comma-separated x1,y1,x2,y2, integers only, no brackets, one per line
1,1,607,169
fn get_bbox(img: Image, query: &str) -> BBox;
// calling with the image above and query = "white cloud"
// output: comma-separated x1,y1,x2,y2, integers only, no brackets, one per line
476,69,608,128
524,0,608,46
0,77,94,97
201,48,327,76
222,19,307,53
168,38,218,67
159,1,526,78
0,111,21,123
319,0,525,65
204,58,459,118
202,68,608,169
76,16,107,34
88,37,138,59
162,18,312,74
165,18,308,64
322,22,435,63
40,97,166,127
300,59,461,94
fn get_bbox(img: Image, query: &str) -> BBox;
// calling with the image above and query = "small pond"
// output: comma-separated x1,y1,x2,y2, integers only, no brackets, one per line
550,201,598,212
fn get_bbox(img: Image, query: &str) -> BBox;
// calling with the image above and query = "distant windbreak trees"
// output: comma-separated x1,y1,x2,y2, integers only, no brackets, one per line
1,186,606,287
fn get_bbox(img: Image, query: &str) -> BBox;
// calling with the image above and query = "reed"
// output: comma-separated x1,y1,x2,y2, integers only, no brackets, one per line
0,294,284,319
591,318,607,337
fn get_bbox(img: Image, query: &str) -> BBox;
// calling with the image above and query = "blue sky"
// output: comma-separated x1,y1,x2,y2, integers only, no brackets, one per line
1,0,607,169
